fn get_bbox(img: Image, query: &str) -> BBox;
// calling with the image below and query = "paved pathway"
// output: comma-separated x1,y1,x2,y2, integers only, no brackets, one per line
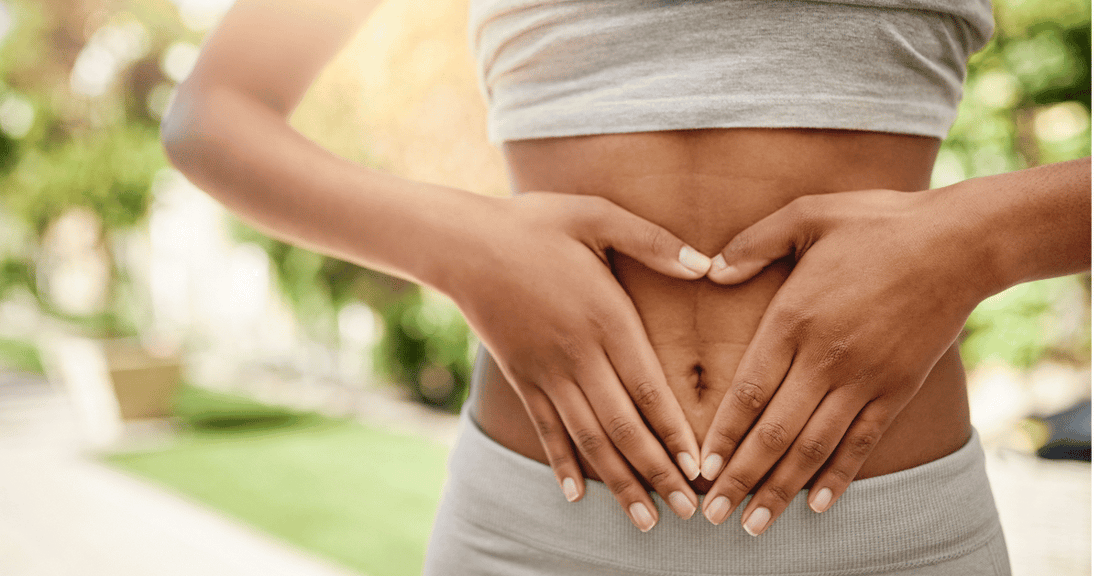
0,370,363,576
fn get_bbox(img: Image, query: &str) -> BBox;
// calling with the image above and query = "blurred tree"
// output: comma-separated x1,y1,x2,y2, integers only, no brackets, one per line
0,0,181,334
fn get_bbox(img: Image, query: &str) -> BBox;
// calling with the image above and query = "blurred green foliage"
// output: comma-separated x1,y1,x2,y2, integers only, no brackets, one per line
232,223,473,410
962,275,1091,369
0,0,174,335
3,123,163,234
0,336,43,372
936,0,1090,180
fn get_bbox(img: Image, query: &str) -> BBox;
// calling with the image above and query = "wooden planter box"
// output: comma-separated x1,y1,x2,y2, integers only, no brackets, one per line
103,339,182,420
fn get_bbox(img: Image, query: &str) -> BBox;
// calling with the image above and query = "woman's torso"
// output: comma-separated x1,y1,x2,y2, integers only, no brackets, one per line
472,127,972,494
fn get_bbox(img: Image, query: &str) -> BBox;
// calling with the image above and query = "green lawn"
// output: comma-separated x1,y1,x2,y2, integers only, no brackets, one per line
106,385,449,576
0,337,44,373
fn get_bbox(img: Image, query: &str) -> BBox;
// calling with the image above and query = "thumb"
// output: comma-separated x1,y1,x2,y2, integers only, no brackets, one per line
590,206,711,280
708,200,813,284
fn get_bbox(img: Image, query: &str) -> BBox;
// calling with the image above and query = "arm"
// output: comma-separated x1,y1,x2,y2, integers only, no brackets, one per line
695,158,1089,534
162,0,711,530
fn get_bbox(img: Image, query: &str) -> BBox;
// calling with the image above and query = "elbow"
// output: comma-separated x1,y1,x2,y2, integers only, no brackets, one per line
159,83,203,173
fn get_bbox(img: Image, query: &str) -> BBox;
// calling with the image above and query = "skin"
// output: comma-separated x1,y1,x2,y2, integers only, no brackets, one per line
162,0,1091,540
477,129,974,517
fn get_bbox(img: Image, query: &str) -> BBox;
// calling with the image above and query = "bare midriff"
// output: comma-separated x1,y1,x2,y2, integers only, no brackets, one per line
472,128,972,494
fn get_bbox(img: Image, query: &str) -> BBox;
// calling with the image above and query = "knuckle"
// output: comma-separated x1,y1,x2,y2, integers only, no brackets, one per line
643,224,668,256
710,425,743,452
554,333,587,364
547,452,575,469
631,380,662,412
606,416,641,447
659,426,684,448
846,432,879,458
765,483,794,504
725,230,760,260
645,467,673,488
733,381,768,413
776,305,814,336
606,478,636,497
532,418,560,440
817,338,854,372
796,438,830,465
825,465,854,484
722,472,755,496
786,195,819,223
575,428,606,455
756,421,790,453
537,377,567,396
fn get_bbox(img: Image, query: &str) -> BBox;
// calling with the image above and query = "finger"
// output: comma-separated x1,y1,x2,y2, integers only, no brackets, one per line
701,356,826,526
549,383,662,532
736,393,864,536
806,400,898,514
707,195,817,285
699,312,796,481
520,385,586,502
601,309,701,481
579,358,699,521
584,200,712,279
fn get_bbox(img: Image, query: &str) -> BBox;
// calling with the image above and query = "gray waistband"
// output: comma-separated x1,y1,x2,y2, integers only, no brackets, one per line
443,408,1003,576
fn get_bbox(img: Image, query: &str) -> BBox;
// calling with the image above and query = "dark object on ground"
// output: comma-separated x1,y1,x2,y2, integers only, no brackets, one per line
1035,399,1090,462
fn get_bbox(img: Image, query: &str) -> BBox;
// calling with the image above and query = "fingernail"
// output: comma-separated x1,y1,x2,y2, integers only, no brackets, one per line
562,477,580,502
809,487,832,513
743,507,771,536
678,246,712,275
669,491,697,520
700,453,723,480
711,253,728,273
629,502,656,532
704,496,731,525
677,452,700,480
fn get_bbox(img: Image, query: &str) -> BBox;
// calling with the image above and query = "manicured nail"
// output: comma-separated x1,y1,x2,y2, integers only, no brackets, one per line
809,487,832,513
701,453,723,480
743,507,771,536
562,477,580,502
669,491,697,520
704,496,731,525
679,246,712,275
711,253,728,273
677,452,700,480
629,502,656,532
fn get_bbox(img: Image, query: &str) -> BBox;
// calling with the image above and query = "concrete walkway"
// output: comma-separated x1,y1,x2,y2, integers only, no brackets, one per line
0,370,364,576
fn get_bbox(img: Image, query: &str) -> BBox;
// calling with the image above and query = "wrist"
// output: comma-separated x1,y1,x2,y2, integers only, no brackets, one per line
412,188,507,299
934,159,1092,301
917,184,1012,306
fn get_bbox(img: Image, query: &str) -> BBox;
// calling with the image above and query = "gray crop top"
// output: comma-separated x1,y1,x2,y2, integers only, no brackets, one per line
468,0,995,143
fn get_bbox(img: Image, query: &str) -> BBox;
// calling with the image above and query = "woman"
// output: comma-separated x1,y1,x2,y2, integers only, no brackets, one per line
161,0,1090,574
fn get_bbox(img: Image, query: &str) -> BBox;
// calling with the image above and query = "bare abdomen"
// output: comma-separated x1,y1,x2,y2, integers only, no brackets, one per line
473,128,972,493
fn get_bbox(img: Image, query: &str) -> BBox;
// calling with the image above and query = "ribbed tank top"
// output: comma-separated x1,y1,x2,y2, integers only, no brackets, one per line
468,0,995,143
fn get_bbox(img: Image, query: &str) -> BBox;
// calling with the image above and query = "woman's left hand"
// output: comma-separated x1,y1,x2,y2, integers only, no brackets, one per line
695,187,995,535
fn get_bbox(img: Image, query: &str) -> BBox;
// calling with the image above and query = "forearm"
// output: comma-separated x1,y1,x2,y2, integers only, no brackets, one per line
160,83,491,291
949,157,1091,296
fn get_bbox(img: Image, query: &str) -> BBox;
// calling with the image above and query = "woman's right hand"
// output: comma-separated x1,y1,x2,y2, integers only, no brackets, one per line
440,191,711,531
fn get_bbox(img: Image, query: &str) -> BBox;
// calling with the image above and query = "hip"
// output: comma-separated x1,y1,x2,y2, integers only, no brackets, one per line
424,407,1009,576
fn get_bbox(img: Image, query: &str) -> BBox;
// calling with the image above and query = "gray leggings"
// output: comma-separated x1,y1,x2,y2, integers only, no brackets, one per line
423,408,1011,576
